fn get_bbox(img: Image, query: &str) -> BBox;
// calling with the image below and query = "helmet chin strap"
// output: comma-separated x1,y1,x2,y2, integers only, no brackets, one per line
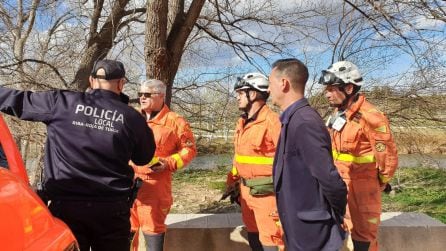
239,90,253,114
336,85,358,110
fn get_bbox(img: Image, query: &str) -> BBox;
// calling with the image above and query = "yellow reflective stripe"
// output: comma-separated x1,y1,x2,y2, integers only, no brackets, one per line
24,219,32,233
148,157,159,166
231,166,238,176
31,206,44,215
368,217,379,224
171,153,184,169
332,150,376,164
24,225,33,233
235,154,274,165
379,173,391,184
374,125,387,133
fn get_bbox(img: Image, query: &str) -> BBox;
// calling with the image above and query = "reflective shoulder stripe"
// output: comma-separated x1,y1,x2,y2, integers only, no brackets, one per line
171,153,184,169
332,150,376,164
234,154,274,165
231,166,238,176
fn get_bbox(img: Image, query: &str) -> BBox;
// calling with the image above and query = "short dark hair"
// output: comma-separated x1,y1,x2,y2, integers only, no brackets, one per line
271,58,309,91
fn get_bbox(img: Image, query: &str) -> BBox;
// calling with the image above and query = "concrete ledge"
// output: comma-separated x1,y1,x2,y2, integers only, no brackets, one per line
139,212,446,251
378,212,446,251
165,214,249,250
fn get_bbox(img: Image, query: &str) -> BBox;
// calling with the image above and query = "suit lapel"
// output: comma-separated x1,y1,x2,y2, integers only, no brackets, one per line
274,98,309,190
274,124,286,190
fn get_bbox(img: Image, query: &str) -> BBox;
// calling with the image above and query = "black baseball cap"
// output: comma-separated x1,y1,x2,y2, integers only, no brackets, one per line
91,59,126,80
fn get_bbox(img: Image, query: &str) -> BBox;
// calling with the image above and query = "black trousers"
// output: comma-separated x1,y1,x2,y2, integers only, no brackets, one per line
49,199,130,251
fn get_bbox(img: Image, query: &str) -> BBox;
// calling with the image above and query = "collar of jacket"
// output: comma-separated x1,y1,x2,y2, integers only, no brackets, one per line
238,105,271,129
279,97,309,125
241,104,265,125
342,93,365,121
89,89,121,101
147,104,171,125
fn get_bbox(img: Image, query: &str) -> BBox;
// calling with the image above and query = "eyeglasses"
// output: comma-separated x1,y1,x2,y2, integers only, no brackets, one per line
138,92,161,98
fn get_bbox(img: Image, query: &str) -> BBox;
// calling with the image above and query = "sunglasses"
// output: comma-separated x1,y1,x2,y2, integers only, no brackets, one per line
138,92,161,98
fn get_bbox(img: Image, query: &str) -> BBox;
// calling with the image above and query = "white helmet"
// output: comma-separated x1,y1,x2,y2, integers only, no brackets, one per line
234,72,269,93
319,61,363,86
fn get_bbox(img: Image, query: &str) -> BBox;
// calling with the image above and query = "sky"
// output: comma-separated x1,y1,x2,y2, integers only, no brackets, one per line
1,0,444,95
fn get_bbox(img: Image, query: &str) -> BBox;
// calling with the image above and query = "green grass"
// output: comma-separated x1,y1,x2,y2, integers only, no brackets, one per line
382,167,446,223
174,166,446,224
173,166,228,192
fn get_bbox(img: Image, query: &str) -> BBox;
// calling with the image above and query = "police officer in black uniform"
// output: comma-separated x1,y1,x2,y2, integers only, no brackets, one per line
0,59,156,251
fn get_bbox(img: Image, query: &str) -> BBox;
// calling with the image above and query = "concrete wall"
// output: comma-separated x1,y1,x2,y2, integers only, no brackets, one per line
136,212,446,251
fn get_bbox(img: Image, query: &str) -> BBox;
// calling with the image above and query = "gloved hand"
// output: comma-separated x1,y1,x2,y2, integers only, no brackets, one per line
220,171,241,205
220,180,240,205
381,183,392,194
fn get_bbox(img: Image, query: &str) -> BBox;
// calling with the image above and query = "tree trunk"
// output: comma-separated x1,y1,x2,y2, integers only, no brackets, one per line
145,0,205,107
72,0,131,91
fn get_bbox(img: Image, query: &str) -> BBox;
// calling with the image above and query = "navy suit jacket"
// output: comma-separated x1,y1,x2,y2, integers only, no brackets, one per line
273,98,347,251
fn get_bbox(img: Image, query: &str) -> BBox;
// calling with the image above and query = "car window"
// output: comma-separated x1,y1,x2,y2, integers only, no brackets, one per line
0,144,8,168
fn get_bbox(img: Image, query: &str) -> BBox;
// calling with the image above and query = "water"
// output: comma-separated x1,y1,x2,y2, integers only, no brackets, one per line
186,153,446,170
25,153,446,174
187,154,233,170
398,154,446,169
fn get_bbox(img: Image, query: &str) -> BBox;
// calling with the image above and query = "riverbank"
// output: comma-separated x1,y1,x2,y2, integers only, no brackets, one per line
195,126,446,155
186,153,446,170
172,166,446,224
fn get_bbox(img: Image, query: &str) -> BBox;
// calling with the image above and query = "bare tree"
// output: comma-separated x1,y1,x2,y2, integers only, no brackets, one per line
144,0,205,106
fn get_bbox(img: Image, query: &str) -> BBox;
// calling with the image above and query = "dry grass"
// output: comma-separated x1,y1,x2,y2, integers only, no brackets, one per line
393,127,446,154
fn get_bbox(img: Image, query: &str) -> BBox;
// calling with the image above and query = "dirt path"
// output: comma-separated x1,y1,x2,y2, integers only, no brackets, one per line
171,174,240,213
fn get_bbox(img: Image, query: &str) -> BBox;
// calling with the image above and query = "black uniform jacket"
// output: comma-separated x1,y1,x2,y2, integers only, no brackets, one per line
0,87,155,201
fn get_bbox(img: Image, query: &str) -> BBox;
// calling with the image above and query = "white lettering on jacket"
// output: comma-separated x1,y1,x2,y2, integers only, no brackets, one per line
75,104,124,124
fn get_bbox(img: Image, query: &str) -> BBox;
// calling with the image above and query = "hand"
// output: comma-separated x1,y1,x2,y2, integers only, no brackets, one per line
220,180,240,205
381,183,392,194
150,158,167,173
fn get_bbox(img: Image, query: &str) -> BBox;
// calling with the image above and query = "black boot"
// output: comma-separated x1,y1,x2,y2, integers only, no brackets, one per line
262,246,278,251
353,240,370,251
129,231,136,244
247,232,263,251
143,233,165,251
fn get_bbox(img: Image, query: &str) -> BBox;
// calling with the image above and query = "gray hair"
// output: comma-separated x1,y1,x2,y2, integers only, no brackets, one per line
140,79,166,94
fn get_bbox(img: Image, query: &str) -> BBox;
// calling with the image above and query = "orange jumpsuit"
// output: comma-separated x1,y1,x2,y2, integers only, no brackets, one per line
130,105,196,248
328,94,398,251
230,105,283,246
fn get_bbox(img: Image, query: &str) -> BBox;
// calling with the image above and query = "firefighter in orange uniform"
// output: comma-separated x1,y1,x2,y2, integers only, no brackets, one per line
130,79,197,251
319,61,398,251
225,73,283,251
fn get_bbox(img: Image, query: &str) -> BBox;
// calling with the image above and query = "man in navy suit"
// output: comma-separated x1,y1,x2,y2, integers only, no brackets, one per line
268,58,347,251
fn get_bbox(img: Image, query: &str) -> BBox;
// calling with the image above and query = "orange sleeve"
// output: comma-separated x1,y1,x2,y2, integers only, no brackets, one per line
165,116,197,171
268,112,281,148
363,109,398,184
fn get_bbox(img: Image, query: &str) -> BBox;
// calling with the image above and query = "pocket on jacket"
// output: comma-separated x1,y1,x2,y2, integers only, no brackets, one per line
247,126,267,150
296,209,331,221
343,123,361,151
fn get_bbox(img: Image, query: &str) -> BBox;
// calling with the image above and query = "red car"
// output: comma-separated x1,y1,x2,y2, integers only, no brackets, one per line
0,114,78,250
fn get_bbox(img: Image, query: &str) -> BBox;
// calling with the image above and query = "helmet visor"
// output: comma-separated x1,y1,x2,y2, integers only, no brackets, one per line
319,70,345,86
234,77,252,91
